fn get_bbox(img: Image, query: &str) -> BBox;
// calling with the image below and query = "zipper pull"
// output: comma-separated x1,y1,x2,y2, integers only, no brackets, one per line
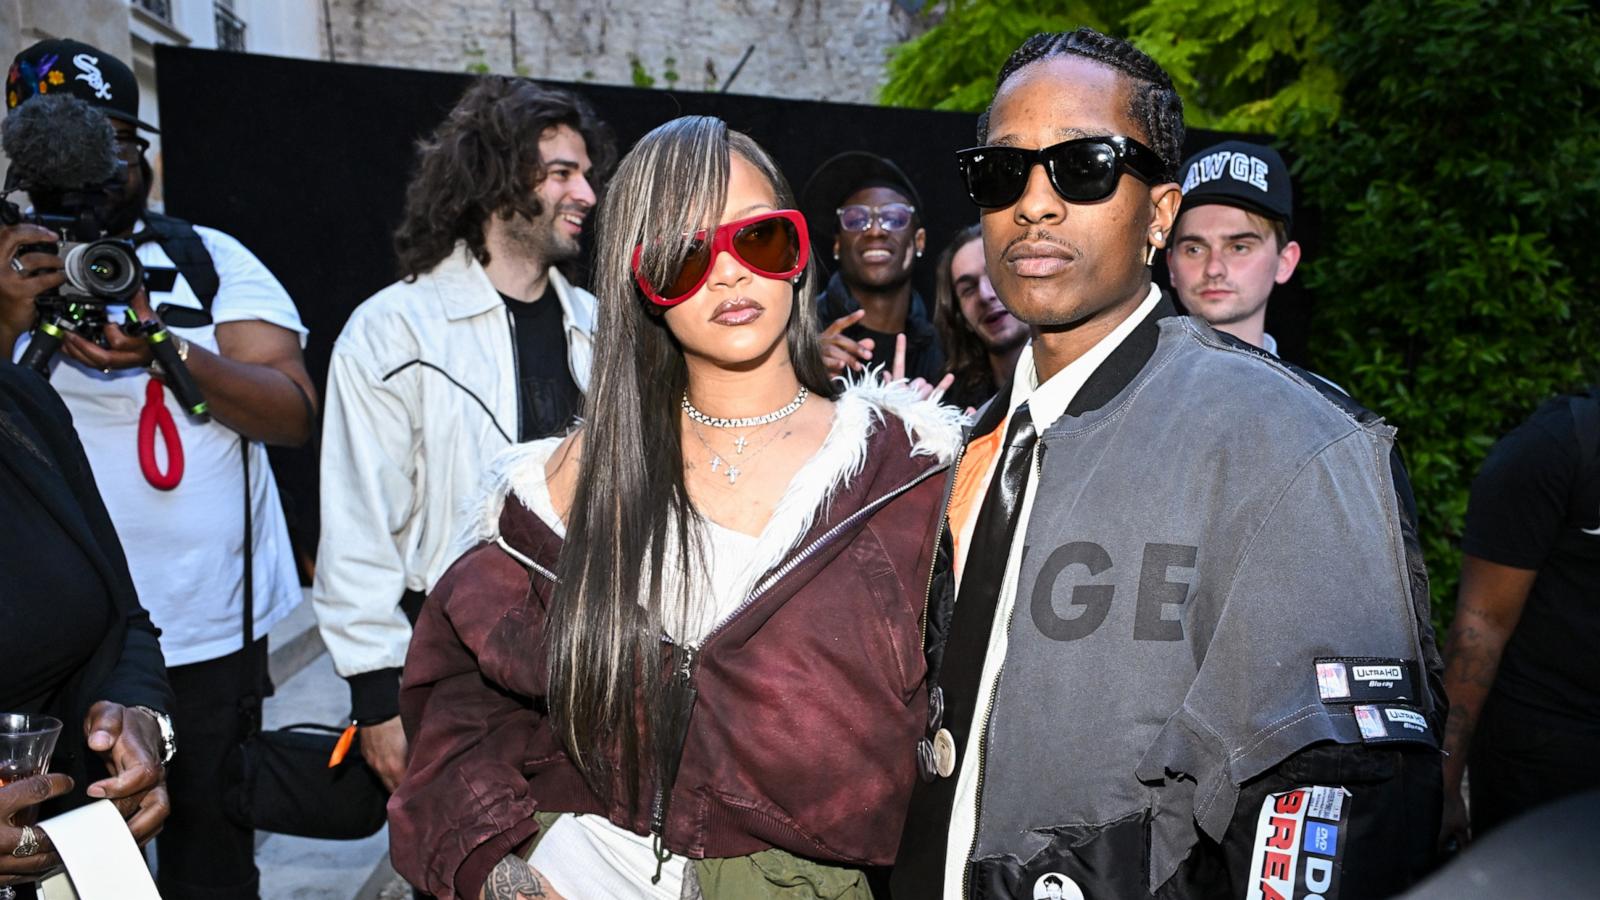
651,832,672,884
677,642,699,679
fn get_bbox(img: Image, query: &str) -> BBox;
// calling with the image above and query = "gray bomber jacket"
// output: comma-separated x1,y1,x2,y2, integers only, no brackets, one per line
896,299,1443,899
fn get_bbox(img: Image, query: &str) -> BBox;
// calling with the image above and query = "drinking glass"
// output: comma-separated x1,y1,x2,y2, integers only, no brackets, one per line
0,714,63,899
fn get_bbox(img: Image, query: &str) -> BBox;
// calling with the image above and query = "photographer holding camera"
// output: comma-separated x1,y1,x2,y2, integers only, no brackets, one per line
5,40,315,900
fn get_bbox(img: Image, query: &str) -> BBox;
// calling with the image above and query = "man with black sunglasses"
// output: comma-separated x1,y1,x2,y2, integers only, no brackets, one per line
894,27,1443,900
800,151,945,384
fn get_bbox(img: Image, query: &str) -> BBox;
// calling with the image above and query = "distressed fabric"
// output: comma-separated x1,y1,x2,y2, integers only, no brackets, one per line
970,317,1429,892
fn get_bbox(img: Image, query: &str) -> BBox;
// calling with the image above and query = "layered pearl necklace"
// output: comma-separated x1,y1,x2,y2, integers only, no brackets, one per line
683,386,808,485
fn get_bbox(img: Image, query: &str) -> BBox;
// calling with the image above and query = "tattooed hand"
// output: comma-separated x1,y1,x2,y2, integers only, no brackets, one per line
481,856,564,900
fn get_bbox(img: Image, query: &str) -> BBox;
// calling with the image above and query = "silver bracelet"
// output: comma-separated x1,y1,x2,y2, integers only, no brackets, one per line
147,335,190,378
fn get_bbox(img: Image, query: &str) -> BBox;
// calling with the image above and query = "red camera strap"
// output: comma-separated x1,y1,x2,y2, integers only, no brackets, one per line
138,375,185,490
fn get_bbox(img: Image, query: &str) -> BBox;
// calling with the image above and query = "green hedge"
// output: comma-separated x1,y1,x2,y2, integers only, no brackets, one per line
882,0,1600,631
1291,0,1600,628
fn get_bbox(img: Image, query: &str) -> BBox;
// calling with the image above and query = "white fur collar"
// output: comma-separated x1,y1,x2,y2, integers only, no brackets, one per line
456,376,965,570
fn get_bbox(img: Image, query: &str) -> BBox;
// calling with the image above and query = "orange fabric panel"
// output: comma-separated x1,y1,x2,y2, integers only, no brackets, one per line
949,416,1006,580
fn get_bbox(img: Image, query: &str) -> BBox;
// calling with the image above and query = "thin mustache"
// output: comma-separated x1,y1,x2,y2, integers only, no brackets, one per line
1003,230,1083,259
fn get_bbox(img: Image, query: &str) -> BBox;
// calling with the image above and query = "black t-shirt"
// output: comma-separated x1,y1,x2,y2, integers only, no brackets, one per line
843,322,946,384
0,448,112,713
1462,392,1600,724
502,288,581,441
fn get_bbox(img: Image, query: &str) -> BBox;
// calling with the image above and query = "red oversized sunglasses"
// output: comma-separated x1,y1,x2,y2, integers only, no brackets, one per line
631,209,810,307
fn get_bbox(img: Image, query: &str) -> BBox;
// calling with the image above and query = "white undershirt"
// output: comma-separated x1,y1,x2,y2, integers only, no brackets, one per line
527,516,759,900
511,445,781,899
942,285,1161,897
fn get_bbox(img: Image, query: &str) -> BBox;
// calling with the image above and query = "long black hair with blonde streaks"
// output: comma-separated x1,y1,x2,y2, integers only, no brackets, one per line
547,115,837,804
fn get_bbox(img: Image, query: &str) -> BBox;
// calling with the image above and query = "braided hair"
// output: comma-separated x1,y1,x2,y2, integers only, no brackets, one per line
978,28,1185,181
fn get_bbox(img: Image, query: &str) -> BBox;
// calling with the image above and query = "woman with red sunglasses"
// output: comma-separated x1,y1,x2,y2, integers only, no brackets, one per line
388,115,964,900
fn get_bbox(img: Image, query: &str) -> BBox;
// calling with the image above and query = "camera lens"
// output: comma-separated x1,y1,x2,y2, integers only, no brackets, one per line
62,240,143,301
89,258,119,281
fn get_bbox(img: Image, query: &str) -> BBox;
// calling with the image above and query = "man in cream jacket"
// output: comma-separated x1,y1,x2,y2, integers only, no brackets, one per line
314,76,613,790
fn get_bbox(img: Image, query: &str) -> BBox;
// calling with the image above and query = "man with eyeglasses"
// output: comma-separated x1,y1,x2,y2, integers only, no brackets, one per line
801,151,945,383
5,39,315,899
893,28,1443,900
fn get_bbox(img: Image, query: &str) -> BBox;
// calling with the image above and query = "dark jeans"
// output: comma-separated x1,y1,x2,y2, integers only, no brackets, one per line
157,638,269,900
1471,693,1600,838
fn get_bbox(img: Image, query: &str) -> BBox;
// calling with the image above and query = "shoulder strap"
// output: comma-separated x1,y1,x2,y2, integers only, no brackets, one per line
141,212,220,315
242,436,254,648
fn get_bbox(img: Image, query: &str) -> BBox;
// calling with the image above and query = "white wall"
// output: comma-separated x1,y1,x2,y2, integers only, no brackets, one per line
159,0,323,56
126,0,324,205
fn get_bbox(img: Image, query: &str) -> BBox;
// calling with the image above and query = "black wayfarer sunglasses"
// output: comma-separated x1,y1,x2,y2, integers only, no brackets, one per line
955,135,1170,208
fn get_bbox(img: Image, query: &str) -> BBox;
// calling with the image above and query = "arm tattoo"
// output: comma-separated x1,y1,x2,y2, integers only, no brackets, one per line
485,856,548,899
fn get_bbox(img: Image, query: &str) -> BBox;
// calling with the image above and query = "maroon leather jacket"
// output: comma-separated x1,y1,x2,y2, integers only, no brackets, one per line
388,403,954,898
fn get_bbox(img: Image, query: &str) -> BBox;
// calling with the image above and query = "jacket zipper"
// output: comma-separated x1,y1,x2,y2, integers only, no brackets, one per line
505,306,524,442
649,640,700,834
716,464,946,640
643,466,945,847
920,442,967,653
961,610,1013,898
510,466,944,854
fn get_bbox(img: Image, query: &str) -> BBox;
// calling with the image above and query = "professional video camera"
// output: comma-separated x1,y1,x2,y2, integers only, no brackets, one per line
1,94,206,419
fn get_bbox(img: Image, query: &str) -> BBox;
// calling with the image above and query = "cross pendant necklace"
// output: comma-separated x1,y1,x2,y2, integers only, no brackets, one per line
690,420,784,487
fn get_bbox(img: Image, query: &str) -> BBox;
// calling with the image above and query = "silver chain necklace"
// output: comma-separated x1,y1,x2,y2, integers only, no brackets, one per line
682,386,809,430
688,420,787,486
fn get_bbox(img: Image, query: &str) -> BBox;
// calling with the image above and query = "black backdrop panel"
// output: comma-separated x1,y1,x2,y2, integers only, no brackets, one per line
153,47,1313,554
154,46,989,394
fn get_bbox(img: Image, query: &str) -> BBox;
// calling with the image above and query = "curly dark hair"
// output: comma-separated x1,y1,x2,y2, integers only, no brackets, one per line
933,224,995,406
977,28,1184,181
393,76,615,281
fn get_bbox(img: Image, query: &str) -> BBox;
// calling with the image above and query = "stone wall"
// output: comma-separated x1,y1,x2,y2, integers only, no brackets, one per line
0,0,134,192
325,0,929,104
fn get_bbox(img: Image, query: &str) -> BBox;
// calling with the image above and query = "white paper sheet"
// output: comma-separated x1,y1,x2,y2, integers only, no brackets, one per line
34,800,158,900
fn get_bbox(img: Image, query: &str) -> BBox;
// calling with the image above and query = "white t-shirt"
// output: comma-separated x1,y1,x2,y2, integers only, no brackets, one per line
14,223,307,666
